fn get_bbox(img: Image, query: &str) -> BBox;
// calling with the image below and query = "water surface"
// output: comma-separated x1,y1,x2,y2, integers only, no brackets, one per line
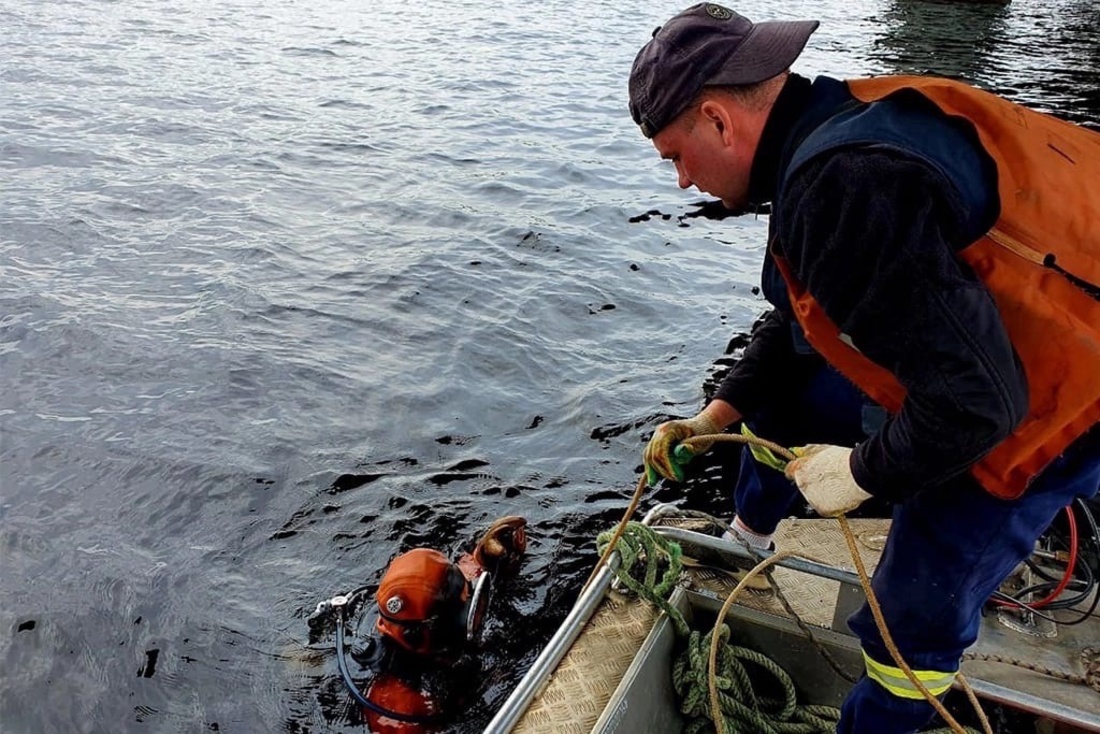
2,0,1097,731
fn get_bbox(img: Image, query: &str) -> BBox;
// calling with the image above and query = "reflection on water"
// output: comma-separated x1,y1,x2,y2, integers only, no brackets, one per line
1047,0,1100,128
871,0,1100,128
1,0,1098,732
872,1,1011,81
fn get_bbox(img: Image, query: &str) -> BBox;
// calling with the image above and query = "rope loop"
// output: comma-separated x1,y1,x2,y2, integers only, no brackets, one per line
673,624,841,733
1083,647,1100,693
597,521,689,637
601,522,841,733
595,513,992,734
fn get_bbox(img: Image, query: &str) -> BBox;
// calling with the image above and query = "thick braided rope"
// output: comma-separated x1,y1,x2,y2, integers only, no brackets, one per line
674,626,841,733
685,435,983,734
600,522,842,733
590,431,1018,733
962,650,1095,689
596,521,690,637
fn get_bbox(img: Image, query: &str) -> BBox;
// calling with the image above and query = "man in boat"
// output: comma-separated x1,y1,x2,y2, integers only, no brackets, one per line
347,516,527,733
632,3,1100,732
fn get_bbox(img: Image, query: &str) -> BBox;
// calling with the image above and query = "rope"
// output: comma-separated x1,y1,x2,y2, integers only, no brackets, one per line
598,519,996,734
678,628,842,734
662,508,859,687
596,522,690,638
581,473,648,596
961,651,1095,689
687,434,987,734
599,522,841,733
1083,647,1100,693
589,430,994,734
835,513,989,734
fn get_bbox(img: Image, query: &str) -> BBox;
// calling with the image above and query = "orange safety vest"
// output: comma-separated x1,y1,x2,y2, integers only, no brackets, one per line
776,76,1100,499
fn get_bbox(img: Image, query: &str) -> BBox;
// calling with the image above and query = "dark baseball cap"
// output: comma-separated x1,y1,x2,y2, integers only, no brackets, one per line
629,3,819,138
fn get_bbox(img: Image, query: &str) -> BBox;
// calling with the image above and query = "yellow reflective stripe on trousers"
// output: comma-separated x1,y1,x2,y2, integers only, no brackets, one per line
862,650,957,700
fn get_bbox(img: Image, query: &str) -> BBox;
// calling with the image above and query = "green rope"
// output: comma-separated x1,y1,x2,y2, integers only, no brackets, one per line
598,522,839,733
596,521,984,734
674,625,841,734
597,521,690,637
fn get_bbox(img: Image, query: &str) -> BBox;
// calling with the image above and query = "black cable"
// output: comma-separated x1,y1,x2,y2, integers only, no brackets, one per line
1013,582,1091,610
1014,560,1095,610
989,592,1064,624
992,574,1099,626
1017,556,1095,598
1023,557,1062,583
333,607,442,725
1038,500,1100,612
1058,497,1100,623
1076,497,1100,568
1057,582,1100,626
991,498,1100,620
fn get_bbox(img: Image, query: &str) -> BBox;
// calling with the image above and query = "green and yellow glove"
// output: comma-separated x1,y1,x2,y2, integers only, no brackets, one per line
643,413,720,485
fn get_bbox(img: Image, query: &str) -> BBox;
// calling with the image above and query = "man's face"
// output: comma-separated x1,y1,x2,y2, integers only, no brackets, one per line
651,101,753,211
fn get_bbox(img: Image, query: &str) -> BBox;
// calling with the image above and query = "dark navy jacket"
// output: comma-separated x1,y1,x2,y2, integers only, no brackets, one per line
713,74,1029,500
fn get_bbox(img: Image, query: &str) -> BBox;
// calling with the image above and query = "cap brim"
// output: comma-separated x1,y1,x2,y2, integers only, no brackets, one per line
711,19,819,86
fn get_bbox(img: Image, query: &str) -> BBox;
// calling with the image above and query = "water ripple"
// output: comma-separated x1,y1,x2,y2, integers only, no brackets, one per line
1,0,1096,731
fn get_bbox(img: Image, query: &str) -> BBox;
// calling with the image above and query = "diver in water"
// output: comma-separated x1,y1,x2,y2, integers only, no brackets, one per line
311,516,528,733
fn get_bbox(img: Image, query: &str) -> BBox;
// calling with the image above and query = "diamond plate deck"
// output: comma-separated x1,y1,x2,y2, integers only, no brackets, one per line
510,516,886,733
512,590,658,734
679,517,890,627
507,514,1100,733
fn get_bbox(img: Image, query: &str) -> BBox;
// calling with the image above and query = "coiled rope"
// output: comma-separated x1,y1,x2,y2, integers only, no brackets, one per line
587,430,993,734
598,522,843,733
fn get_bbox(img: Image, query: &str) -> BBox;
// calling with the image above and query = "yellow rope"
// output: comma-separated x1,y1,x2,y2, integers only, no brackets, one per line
579,472,648,596
836,514,989,734
589,430,991,734
706,546,799,733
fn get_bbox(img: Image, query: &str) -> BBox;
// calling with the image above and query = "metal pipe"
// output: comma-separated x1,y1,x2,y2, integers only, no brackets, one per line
482,556,620,733
652,526,865,588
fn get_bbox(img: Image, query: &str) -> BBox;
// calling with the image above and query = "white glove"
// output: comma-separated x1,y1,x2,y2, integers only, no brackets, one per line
784,445,873,517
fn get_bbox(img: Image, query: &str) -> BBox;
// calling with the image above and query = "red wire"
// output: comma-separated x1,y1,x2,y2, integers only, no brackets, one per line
990,504,1078,609
1030,505,1078,609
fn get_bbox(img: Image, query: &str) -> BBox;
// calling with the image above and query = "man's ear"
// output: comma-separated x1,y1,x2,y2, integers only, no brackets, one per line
699,99,736,146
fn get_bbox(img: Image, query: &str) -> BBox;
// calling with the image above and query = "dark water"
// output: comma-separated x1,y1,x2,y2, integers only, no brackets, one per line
1,0,1097,731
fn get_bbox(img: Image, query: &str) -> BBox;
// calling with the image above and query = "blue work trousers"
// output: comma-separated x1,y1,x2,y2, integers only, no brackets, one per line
732,366,1100,734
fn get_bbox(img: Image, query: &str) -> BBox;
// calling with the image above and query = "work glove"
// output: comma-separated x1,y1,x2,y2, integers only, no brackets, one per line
784,444,873,517
472,516,528,576
643,412,720,485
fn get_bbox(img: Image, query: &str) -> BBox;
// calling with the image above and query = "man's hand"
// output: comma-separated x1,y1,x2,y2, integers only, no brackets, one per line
643,413,719,485
784,444,872,517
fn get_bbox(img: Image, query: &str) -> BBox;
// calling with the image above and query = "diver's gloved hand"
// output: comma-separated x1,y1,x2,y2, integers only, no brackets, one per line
473,516,527,575
784,444,872,517
643,412,720,485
